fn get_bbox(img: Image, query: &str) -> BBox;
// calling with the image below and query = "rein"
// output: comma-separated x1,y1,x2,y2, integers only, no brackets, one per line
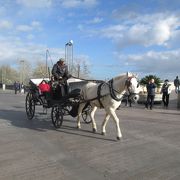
70,75,104,83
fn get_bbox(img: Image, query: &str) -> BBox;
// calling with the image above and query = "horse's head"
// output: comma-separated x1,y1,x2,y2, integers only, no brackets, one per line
125,73,139,102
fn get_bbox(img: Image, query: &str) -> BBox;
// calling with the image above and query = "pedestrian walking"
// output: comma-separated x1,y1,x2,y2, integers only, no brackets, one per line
17,81,21,93
174,76,180,93
124,91,132,107
161,79,172,108
145,78,157,110
14,81,18,94
21,83,25,94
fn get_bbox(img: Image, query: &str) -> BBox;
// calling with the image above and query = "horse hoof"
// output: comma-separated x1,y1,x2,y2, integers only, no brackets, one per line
77,126,81,129
93,128,97,133
101,132,106,136
117,136,121,141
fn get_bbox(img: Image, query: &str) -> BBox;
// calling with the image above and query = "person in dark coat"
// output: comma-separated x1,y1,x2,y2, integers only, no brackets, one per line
51,58,69,81
145,78,157,110
174,76,180,93
51,58,70,95
14,81,18,94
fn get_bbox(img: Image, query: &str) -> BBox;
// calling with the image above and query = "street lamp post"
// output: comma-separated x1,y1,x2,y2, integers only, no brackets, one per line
1,68,3,84
46,49,54,77
46,49,49,77
77,64,80,78
1,68,5,90
65,40,73,74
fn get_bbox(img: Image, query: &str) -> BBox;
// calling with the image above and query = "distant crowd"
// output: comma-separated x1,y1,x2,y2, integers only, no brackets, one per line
145,75,180,109
14,81,25,94
124,75,180,109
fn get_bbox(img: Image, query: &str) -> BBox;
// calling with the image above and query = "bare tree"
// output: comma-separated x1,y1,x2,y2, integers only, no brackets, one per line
81,61,90,78
72,59,91,79
18,60,32,84
32,61,48,78
0,65,19,85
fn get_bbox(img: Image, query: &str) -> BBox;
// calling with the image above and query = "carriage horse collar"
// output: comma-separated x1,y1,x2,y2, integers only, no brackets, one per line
109,79,124,101
97,78,124,108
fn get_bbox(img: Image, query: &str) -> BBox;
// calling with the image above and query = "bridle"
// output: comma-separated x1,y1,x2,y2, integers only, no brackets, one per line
108,76,139,101
125,77,133,94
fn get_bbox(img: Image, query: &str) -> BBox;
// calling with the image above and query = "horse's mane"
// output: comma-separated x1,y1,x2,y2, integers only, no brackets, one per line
112,72,136,81
113,73,126,81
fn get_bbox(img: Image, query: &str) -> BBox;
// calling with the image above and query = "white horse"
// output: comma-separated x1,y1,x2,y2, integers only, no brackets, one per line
76,72,139,140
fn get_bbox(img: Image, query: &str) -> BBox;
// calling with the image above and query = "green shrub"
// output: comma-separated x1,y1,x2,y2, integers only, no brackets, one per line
140,75,162,88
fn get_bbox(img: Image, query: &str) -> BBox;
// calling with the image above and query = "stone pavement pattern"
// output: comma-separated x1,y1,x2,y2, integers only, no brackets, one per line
0,91,180,180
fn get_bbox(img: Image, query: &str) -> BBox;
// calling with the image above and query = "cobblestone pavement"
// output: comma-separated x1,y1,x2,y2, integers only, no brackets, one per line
0,91,180,180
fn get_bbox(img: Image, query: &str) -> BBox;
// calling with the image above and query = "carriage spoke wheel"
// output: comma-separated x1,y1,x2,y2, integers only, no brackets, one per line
82,104,92,124
25,92,35,120
51,104,63,128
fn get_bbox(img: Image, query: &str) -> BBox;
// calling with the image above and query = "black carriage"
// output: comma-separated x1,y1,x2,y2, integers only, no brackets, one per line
25,78,92,128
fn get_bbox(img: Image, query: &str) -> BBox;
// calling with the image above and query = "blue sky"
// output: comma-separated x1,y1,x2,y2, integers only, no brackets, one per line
0,0,180,80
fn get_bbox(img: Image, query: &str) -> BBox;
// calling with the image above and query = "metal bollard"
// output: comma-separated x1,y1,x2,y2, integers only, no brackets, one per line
177,91,180,108
2,84,6,91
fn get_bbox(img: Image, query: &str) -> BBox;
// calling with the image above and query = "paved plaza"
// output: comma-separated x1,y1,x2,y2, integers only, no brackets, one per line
0,90,180,180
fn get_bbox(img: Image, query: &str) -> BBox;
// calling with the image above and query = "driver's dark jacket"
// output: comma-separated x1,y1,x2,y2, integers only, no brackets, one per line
51,63,68,80
146,83,156,96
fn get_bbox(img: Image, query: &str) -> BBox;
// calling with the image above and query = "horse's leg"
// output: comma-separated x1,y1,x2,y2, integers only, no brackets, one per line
109,108,122,140
77,103,86,129
90,106,97,133
101,113,110,136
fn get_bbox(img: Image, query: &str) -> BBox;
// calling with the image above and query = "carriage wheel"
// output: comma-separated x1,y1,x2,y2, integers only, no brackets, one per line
82,104,92,124
51,104,63,128
25,92,35,120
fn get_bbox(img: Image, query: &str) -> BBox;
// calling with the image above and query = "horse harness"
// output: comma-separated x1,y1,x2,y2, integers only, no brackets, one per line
97,77,133,108
80,76,137,108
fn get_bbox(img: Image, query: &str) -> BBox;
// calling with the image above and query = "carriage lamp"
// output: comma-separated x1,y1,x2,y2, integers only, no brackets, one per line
65,40,73,74
66,40,73,46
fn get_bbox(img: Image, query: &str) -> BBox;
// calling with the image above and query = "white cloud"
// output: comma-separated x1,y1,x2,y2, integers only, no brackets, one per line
77,24,84,31
16,25,33,32
0,35,64,66
87,17,103,24
0,20,13,29
60,0,98,8
26,34,35,40
99,12,180,79
116,49,180,79
16,21,42,32
31,21,42,30
101,13,179,48
16,0,52,8
0,6,6,16
0,33,90,72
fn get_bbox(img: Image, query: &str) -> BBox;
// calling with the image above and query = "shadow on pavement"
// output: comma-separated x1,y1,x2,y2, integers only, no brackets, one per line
0,109,117,142
56,125,117,142
0,109,53,132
